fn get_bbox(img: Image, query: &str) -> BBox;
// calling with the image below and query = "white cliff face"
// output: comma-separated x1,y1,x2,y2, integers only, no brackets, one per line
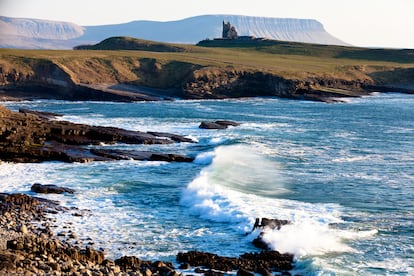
217,15,349,45
0,15,348,49
81,15,349,46
221,15,347,45
0,16,84,39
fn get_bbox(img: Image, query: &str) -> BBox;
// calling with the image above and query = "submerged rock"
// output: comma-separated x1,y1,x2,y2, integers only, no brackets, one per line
31,183,75,194
199,120,240,129
252,218,291,231
251,218,291,250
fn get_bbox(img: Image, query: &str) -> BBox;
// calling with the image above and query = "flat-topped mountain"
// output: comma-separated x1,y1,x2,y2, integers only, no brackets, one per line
0,15,348,49
0,16,85,49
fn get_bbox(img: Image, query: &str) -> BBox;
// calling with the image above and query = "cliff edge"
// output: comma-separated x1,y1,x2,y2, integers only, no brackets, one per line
1,37,413,102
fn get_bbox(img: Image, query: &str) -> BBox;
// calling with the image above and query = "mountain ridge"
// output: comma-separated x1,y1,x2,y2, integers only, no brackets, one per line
0,15,349,49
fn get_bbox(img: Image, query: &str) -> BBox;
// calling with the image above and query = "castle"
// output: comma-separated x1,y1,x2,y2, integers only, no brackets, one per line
222,21,238,39
219,21,257,41
197,21,264,45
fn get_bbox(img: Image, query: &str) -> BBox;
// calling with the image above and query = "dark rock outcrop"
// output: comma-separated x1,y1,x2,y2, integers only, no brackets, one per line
251,218,291,250
90,149,194,162
183,69,378,102
147,131,194,143
31,183,75,194
252,218,291,231
114,256,142,270
0,106,194,163
199,120,240,129
177,250,294,274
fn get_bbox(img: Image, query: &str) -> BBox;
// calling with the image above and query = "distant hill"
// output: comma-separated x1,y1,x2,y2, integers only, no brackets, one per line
78,36,414,64
0,15,349,49
74,37,187,52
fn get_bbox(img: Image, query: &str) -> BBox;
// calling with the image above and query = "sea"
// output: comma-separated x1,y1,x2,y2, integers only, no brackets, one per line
1,93,413,275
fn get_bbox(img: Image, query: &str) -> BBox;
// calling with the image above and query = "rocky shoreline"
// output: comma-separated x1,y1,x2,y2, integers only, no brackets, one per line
0,192,295,275
0,106,194,163
0,106,293,276
0,105,296,274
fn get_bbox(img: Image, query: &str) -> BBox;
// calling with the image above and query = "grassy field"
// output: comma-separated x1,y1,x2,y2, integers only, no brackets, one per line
198,39,414,63
1,37,414,90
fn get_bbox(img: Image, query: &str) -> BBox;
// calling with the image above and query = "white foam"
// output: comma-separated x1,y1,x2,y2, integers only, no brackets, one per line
360,258,414,275
0,162,60,192
181,145,289,218
332,155,372,163
186,135,199,143
207,137,228,145
242,122,290,130
260,222,354,257
180,144,376,258
193,151,215,165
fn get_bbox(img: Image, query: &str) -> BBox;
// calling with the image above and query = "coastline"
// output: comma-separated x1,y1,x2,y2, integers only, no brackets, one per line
2,45,413,104
0,192,294,275
0,105,295,275
0,192,178,275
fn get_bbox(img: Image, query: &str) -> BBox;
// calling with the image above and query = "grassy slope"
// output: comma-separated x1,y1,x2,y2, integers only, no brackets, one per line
74,37,187,52
1,37,414,91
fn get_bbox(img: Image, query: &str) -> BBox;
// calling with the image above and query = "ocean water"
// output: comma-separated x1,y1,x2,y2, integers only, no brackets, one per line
1,93,413,275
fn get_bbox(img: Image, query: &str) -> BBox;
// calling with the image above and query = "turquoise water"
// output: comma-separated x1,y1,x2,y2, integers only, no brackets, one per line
1,93,413,275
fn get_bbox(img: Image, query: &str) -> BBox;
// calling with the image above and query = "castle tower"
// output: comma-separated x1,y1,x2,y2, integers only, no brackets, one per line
222,21,238,39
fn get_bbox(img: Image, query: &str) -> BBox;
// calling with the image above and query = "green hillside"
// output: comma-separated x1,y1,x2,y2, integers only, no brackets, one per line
74,36,188,52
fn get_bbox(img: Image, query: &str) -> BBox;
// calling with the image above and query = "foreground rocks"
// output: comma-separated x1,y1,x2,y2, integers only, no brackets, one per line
0,193,175,275
0,193,295,275
177,251,294,275
0,106,194,163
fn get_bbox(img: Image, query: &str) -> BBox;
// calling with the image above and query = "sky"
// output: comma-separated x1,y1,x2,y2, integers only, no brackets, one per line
1,0,414,49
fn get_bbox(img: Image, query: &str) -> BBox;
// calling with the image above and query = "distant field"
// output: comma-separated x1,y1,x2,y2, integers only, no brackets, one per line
197,39,414,64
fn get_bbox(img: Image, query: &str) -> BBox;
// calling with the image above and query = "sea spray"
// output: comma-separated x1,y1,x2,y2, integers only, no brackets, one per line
181,144,376,260
180,144,288,227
